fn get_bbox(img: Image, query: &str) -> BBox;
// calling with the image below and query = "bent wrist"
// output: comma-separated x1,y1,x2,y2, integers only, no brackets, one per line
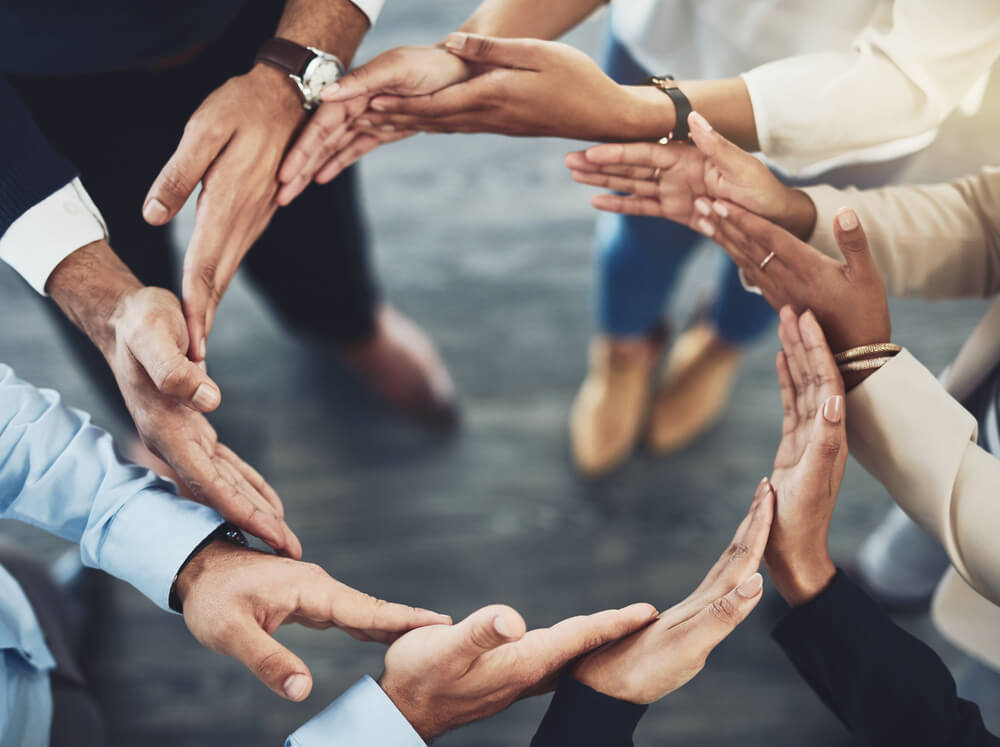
769,556,836,607
780,188,818,241
46,239,143,358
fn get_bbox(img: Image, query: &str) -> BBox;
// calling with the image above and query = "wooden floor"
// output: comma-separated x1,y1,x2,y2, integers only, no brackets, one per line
2,5,998,745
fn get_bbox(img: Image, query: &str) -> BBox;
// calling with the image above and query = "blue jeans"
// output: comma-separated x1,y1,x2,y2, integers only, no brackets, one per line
596,34,914,344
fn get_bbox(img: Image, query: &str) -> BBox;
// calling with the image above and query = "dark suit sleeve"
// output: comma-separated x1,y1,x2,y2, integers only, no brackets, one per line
773,569,1000,747
530,676,648,747
0,75,78,234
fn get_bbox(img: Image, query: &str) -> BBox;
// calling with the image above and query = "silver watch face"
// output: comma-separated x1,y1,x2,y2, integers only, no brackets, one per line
302,54,344,102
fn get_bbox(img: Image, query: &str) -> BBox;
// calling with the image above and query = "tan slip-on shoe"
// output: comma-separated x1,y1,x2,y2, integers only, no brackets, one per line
646,322,742,454
570,331,665,477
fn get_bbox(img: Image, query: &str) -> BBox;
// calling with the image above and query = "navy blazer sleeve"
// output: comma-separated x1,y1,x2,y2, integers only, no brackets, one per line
530,676,647,747
0,75,78,234
774,570,1000,747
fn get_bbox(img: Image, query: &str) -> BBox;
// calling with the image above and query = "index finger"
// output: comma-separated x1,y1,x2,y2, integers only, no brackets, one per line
278,101,350,185
321,580,452,634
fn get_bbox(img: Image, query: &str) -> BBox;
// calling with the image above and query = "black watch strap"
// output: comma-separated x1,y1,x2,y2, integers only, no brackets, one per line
647,75,693,143
168,522,249,613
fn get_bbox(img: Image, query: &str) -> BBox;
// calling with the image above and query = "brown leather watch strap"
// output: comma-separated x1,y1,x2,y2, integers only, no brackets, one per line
255,38,315,78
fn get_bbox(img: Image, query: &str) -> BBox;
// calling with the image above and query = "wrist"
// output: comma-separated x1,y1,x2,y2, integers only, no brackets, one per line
620,85,676,141
377,677,440,741
174,539,249,610
770,556,836,607
780,188,818,241
247,62,310,116
46,239,143,359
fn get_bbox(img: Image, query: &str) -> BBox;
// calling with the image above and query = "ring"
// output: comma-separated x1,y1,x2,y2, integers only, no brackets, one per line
759,251,776,271
652,167,662,180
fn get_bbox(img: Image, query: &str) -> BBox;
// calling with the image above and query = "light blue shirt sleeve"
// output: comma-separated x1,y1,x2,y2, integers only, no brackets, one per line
286,676,426,747
0,364,224,611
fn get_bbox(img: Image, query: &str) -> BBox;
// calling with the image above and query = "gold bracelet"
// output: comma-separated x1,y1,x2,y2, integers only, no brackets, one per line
833,343,901,363
838,356,894,373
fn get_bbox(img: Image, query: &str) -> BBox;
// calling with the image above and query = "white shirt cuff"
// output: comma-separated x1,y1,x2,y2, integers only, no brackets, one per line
350,0,384,24
286,676,426,747
0,178,108,296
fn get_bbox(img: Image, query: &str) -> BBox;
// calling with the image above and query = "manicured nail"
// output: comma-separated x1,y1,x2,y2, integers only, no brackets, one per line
737,573,764,598
380,124,396,132
320,82,340,100
713,201,729,218
193,384,220,410
823,395,843,424
283,674,310,700
688,111,713,134
696,217,715,237
143,198,168,224
694,198,712,216
837,208,858,231
493,614,513,638
358,118,373,128
444,32,467,50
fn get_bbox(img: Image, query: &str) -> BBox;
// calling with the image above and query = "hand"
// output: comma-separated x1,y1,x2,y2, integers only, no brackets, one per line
703,201,891,367
143,64,308,361
46,242,300,557
379,601,659,740
573,480,772,703
176,541,451,701
347,33,670,142
108,287,302,557
764,308,847,606
566,112,817,239
277,45,475,203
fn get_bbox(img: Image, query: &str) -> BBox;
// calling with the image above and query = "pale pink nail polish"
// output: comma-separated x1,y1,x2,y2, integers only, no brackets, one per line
697,217,715,237
713,201,729,218
837,209,858,231
688,111,713,134
737,573,764,598
695,198,712,216
823,395,843,424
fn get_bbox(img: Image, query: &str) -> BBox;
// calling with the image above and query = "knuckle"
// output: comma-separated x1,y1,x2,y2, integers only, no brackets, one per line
709,595,738,624
727,542,751,561
817,436,843,459
474,37,495,58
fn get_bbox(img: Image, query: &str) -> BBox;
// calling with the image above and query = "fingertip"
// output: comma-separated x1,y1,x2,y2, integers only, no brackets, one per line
835,207,859,232
282,673,312,702
492,609,526,640
823,394,844,424
736,572,764,599
143,198,170,226
319,81,341,100
192,383,221,412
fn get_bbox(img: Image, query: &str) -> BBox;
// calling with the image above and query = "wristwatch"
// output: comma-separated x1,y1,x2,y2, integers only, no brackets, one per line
255,38,345,110
647,75,693,143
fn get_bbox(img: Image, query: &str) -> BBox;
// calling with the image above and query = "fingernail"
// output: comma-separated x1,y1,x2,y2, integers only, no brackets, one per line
694,198,712,216
737,573,764,598
696,217,715,237
198,338,207,360
444,32,467,50
823,395,843,424
837,208,858,231
713,201,729,218
143,198,168,224
493,614,513,638
320,82,340,100
370,100,386,112
283,674,310,700
688,111,713,134
380,124,396,132
193,384,220,410
358,118,373,127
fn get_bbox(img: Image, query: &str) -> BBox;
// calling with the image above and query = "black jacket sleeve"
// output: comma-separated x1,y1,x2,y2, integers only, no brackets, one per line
773,569,1000,747
530,676,647,747
0,75,78,235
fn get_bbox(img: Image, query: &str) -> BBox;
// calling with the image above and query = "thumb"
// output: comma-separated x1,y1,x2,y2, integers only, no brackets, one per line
832,207,878,277
807,394,845,463
143,118,228,226
225,618,313,701
321,53,406,102
443,33,543,69
128,316,221,412
688,111,749,176
674,573,764,655
452,604,527,663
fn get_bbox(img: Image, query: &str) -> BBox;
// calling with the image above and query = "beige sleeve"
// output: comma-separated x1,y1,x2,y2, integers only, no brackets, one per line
741,0,1000,173
847,349,1000,605
801,167,1000,299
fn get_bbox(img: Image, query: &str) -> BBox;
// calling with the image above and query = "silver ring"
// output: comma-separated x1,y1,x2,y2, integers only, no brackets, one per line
759,251,776,271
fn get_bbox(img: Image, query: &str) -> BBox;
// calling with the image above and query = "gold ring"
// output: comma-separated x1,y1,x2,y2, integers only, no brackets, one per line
759,251,776,271
652,167,662,180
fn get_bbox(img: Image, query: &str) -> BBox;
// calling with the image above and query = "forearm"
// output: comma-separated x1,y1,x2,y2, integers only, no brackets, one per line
46,239,143,359
274,0,370,65
459,0,607,40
